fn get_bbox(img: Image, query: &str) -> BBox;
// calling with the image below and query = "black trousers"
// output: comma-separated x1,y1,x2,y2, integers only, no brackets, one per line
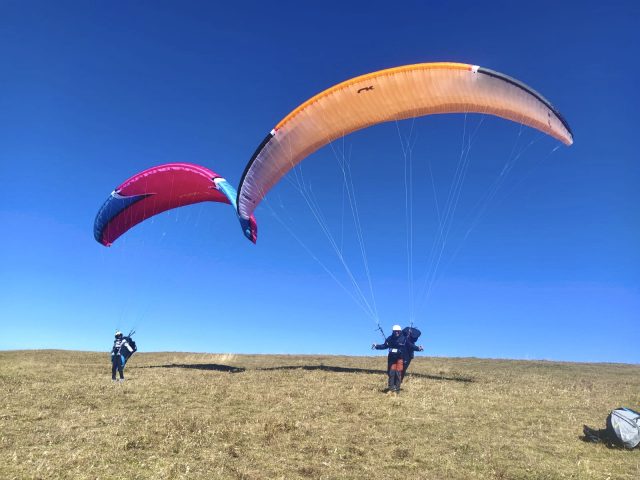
112,354,124,379
402,357,413,379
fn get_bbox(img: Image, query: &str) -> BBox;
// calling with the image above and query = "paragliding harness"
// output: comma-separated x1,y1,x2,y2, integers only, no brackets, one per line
402,326,421,343
113,330,137,368
583,407,640,449
400,326,421,378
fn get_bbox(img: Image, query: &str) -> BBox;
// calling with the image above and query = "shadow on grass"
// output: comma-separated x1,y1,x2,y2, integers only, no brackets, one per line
258,365,474,383
143,363,473,383
141,363,246,373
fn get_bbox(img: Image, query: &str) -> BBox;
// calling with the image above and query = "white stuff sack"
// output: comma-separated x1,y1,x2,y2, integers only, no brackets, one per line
607,408,640,449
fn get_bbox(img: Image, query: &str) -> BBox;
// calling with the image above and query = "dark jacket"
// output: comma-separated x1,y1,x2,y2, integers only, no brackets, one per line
374,332,407,361
403,339,421,362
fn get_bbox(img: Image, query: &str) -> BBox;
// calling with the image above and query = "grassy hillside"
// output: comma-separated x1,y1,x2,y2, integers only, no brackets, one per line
1,350,638,479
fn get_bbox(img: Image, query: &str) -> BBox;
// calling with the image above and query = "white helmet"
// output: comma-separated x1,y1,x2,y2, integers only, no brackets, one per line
392,325,402,331
115,330,123,337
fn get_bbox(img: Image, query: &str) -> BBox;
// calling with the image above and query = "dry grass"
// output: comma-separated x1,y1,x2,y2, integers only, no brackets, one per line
1,350,638,479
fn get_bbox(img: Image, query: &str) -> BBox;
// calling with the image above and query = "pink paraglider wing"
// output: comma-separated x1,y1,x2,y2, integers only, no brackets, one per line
94,163,231,246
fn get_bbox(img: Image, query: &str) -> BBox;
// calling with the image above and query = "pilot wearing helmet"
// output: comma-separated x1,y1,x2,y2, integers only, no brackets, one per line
372,325,408,393
111,330,133,382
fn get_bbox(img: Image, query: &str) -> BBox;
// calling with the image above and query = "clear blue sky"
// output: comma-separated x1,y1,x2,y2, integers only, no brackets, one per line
1,1,638,363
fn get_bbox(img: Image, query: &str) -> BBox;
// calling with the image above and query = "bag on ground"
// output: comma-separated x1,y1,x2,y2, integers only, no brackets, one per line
583,407,640,449
606,408,640,449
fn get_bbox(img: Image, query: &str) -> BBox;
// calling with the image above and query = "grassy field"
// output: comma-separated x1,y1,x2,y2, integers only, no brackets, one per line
1,350,638,479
